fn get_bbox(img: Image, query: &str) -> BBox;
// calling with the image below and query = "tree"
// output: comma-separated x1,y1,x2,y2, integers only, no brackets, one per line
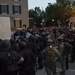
45,0,75,26
29,7,45,27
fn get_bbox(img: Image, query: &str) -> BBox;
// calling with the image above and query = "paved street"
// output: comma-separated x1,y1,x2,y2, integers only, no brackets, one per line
36,68,75,75
36,62,75,75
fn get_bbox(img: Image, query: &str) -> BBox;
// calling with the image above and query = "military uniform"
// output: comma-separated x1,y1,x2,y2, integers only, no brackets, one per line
56,31,61,38
47,35,51,39
43,39,60,75
0,40,24,75
57,37,66,75
47,32,55,41
55,31,61,45
64,42,73,70
18,41,36,75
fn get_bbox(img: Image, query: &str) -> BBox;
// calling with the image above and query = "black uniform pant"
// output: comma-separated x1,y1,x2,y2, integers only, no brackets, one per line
38,52,43,69
19,66,35,75
0,71,18,75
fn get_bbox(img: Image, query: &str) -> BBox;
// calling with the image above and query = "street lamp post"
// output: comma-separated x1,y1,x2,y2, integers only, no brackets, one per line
52,19,54,22
52,19,54,26
57,20,61,27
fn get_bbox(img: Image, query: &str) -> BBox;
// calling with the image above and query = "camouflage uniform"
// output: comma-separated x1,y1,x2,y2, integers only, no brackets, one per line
55,31,61,45
64,42,73,70
57,37,66,75
47,34,51,39
56,31,61,38
47,32,55,43
43,39,60,75
50,32,55,40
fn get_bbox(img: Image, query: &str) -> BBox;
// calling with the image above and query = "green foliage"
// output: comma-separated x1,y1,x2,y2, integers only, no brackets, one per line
29,0,75,27
29,7,45,27
45,0,75,26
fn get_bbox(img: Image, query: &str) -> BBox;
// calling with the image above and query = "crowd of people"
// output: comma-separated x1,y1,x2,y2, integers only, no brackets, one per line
0,26,75,75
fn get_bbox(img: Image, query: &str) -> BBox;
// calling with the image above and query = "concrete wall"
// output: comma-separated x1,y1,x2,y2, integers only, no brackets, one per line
0,17,11,40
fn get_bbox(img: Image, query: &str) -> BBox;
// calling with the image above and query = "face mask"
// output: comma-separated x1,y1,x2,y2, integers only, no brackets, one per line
50,45,52,48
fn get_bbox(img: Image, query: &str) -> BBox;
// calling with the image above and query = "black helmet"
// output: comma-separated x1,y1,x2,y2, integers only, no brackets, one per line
19,41,27,50
10,38,15,45
1,40,11,49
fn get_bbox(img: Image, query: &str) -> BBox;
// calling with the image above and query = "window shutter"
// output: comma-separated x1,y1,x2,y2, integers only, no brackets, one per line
12,5,14,14
14,20,16,27
19,5,21,14
0,5,1,14
20,20,22,27
7,5,9,14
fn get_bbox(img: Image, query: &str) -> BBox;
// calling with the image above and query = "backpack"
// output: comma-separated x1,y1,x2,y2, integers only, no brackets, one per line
0,50,19,72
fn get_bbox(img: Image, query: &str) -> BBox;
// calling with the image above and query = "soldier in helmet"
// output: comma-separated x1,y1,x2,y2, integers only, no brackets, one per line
0,40,24,75
18,41,36,75
42,39,60,75
56,30,61,38
57,37,66,75
47,31,55,42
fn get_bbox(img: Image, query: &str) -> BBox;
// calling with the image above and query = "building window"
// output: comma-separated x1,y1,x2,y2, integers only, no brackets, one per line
0,5,9,14
14,18,22,28
20,20,22,27
14,20,16,27
12,5,21,14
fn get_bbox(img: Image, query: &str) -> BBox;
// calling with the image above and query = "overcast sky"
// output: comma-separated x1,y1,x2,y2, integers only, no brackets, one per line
28,0,56,10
